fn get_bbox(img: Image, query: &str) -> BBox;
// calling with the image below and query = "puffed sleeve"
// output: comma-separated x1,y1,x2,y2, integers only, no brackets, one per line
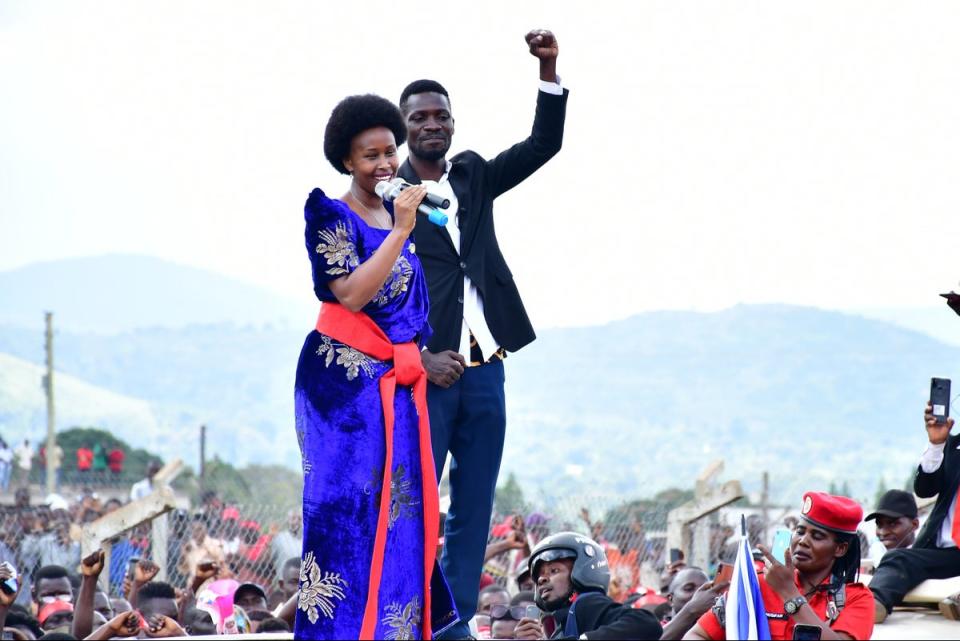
304,188,361,301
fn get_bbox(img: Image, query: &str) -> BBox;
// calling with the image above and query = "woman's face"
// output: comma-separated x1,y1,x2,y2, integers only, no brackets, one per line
343,126,399,195
790,520,847,575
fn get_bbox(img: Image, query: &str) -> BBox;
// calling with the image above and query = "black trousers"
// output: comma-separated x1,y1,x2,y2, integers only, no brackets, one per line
870,547,960,611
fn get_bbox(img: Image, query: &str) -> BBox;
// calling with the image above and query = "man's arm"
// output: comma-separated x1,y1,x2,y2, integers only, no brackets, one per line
915,404,953,498
485,29,568,200
72,550,104,640
660,580,729,640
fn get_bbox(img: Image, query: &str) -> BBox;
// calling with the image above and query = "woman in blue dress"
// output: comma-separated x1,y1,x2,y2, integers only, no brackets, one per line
294,94,458,639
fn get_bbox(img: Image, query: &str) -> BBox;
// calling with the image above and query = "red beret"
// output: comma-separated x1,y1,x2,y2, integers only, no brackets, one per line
800,491,863,535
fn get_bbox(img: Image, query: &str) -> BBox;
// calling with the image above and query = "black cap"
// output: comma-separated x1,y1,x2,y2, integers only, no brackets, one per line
865,489,918,521
233,582,267,602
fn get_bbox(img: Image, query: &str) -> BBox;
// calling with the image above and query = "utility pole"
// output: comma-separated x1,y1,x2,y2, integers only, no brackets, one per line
199,424,206,489
761,470,770,542
44,312,56,496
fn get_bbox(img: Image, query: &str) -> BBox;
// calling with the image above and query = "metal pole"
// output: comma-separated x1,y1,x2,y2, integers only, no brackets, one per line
44,312,56,496
199,425,206,488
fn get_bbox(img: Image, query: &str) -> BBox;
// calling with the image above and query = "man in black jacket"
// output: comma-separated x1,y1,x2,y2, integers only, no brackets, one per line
870,403,960,622
515,532,662,640
398,28,568,638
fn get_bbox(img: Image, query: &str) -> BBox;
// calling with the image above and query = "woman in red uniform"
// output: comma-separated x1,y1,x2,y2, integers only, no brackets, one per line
684,492,874,640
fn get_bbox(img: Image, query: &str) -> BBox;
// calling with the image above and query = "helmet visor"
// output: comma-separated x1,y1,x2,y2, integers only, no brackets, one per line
530,548,577,580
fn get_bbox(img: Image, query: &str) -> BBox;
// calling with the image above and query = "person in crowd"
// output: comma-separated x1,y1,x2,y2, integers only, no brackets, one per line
513,532,661,640
476,585,510,637
134,581,181,624
863,489,918,567
397,28,567,639
269,510,301,581
6,607,44,639
107,446,125,477
20,520,79,574
13,440,33,488
294,90,456,639
71,550,104,639
91,443,107,484
76,446,93,479
490,590,536,640
871,404,960,623
658,569,728,640
267,557,300,611
37,600,72,634
0,439,13,492
515,564,536,593
683,491,874,640
129,461,163,501
31,565,72,614
257,615,292,634
178,519,228,583
233,582,269,614
182,606,217,636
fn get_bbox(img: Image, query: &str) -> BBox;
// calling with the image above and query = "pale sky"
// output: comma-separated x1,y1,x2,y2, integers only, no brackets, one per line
2,1,959,329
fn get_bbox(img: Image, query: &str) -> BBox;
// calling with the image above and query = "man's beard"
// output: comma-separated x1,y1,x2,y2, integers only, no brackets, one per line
412,140,449,161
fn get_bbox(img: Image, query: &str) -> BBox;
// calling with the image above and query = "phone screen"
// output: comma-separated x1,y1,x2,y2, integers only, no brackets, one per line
669,548,683,564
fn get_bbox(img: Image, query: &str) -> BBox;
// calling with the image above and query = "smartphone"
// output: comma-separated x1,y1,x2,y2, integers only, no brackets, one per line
771,528,792,564
126,556,140,580
714,563,733,585
931,378,952,424
0,576,17,595
669,548,683,564
524,604,540,620
792,623,822,640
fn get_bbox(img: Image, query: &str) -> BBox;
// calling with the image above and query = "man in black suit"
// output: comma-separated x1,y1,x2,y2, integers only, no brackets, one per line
397,29,568,638
870,403,960,622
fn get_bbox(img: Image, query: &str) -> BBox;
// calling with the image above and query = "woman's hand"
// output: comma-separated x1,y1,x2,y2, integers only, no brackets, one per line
758,545,802,601
392,184,428,235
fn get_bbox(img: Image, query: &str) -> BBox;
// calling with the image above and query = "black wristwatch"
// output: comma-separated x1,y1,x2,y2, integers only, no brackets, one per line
784,595,808,615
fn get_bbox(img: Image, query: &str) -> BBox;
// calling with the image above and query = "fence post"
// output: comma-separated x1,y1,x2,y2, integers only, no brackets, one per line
152,513,169,581
667,461,744,568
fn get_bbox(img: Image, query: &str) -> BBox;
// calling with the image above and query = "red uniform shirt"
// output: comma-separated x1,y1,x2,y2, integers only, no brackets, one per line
107,448,125,473
76,448,93,471
696,571,874,640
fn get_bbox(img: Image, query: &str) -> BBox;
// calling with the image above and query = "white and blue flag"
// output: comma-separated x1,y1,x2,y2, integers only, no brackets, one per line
725,516,771,640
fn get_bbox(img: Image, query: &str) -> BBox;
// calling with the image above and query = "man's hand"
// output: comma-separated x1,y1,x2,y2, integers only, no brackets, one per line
107,612,142,637
144,614,186,638
80,550,105,578
758,545,802,601
0,562,21,607
421,350,465,388
525,29,559,61
134,559,160,584
925,402,953,445
506,529,526,550
196,561,220,582
681,579,730,619
514,616,545,640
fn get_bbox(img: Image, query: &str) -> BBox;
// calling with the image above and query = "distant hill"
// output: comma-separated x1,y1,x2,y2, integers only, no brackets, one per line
0,254,315,333
1,304,957,503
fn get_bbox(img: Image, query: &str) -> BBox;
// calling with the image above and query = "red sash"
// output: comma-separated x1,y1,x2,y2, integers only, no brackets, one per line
315,303,439,639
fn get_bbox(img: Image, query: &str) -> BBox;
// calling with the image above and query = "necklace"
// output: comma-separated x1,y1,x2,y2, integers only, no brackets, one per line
350,184,390,228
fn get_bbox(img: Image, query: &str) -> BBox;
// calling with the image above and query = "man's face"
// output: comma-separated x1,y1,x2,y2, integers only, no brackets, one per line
791,520,847,574
94,591,114,620
139,597,179,621
288,512,302,534
478,589,509,615
403,92,455,162
875,515,918,550
235,589,268,613
535,559,574,610
35,576,72,607
668,569,708,614
280,564,301,599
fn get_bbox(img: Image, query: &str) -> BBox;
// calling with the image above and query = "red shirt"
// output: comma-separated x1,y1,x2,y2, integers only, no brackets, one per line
107,449,125,472
696,571,874,640
76,448,93,471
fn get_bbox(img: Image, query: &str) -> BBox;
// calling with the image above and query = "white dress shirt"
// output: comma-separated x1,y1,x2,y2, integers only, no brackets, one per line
420,78,564,361
920,441,957,548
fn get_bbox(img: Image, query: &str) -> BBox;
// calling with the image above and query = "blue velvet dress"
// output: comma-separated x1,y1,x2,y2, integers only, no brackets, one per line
294,188,458,639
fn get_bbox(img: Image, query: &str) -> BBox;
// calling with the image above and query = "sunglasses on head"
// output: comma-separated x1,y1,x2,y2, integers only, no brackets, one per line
489,604,528,621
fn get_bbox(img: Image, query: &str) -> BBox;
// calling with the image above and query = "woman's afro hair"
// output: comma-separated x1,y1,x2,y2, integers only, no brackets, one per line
323,94,406,175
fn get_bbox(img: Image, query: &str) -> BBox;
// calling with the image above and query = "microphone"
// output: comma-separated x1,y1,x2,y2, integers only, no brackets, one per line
375,179,449,226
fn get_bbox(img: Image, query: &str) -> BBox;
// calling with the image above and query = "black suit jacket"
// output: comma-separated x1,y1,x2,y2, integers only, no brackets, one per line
397,88,568,354
914,432,960,549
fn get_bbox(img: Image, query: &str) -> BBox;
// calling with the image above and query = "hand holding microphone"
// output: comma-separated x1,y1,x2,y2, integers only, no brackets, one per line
375,178,449,226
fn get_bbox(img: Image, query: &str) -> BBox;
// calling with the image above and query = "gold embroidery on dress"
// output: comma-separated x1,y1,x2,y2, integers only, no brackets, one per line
298,551,348,624
316,336,378,380
382,594,422,640
363,464,421,530
374,255,413,306
316,222,359,276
